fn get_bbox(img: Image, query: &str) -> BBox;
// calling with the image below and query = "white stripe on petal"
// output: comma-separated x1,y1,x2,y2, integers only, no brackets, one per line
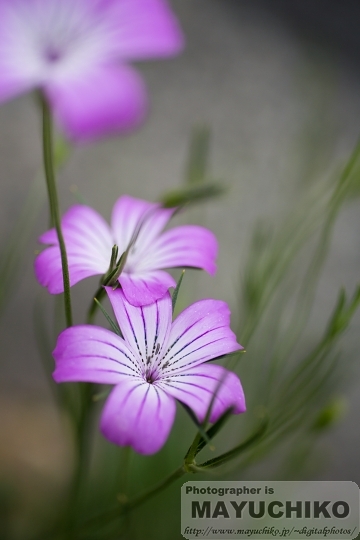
100,378,176,454
53,324,141,384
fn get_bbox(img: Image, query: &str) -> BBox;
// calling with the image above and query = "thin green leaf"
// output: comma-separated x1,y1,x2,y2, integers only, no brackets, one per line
196,420,268,470
325,287,347,338
0,174,45,317
172,270,185,313
195,407,235,456
161,183,225,208
185,370,234,465
94,298,122,337
217,349,246,371
332,284,360,336
181,403,212,450
186,125,211,185
331,138,360,204
33,294,61,403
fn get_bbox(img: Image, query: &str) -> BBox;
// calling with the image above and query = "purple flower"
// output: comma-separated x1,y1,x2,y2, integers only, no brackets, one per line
53,288,245,454
35,195,218,306
0,0,183,141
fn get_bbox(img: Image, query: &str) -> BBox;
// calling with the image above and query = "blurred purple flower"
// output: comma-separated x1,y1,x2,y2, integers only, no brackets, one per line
53,288,245,454
35,195,218,306
0,0,183,141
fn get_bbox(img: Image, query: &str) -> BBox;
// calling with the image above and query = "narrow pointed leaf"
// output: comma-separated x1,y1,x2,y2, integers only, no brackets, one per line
195,407,235,456
172,270,185,313
161,183,225,208
186,125,211,185
0,174,45,316
181,403,212,450
196,420,268,470
94,298,122,337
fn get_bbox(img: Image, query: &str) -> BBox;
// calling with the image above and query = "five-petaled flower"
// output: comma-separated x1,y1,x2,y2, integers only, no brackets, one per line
35,195,218,306
0,0,183,141
53,288,245,454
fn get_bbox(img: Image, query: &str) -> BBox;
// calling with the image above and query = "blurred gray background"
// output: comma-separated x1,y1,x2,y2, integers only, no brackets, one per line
0,0,359,507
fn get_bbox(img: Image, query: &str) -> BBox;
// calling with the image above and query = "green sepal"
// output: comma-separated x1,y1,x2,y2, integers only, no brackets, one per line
101,245,125,287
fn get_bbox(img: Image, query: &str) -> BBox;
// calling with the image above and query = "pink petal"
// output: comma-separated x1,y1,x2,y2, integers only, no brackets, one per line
34,247,105,294
39,205,113,252
161,299,243,374
45,63,147,142
53,325,140,385
145,225,218,275
119,270,175,306
110,195,174,256
35,205,112,293
0,1,43,103
0,63,38,103
100,378,176,454
102,0,184,60
160,363,246,423
106,288,172,363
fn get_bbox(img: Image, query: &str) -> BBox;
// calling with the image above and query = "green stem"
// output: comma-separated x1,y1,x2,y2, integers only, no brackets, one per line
66,395,95,535
41,95,73,328
185,428,204,467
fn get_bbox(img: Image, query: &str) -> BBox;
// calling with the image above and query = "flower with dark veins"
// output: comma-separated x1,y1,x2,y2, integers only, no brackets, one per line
0,0,183,141
53,288,246,454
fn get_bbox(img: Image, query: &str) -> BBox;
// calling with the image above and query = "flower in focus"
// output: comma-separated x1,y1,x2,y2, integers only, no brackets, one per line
35,195,218,306
53,288,245,454
0,0,183,141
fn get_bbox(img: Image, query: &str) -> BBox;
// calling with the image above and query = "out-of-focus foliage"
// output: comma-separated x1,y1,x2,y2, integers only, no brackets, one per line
161,126,226,208
3,124,360,540
0,175,44,318
0,137,70,318
229,143,360,478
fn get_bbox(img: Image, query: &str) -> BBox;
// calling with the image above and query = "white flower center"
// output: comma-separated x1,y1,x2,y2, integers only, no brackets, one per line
1,1,115,83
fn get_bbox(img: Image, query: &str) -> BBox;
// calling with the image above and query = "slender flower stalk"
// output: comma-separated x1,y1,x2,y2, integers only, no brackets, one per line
41,95,73,327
